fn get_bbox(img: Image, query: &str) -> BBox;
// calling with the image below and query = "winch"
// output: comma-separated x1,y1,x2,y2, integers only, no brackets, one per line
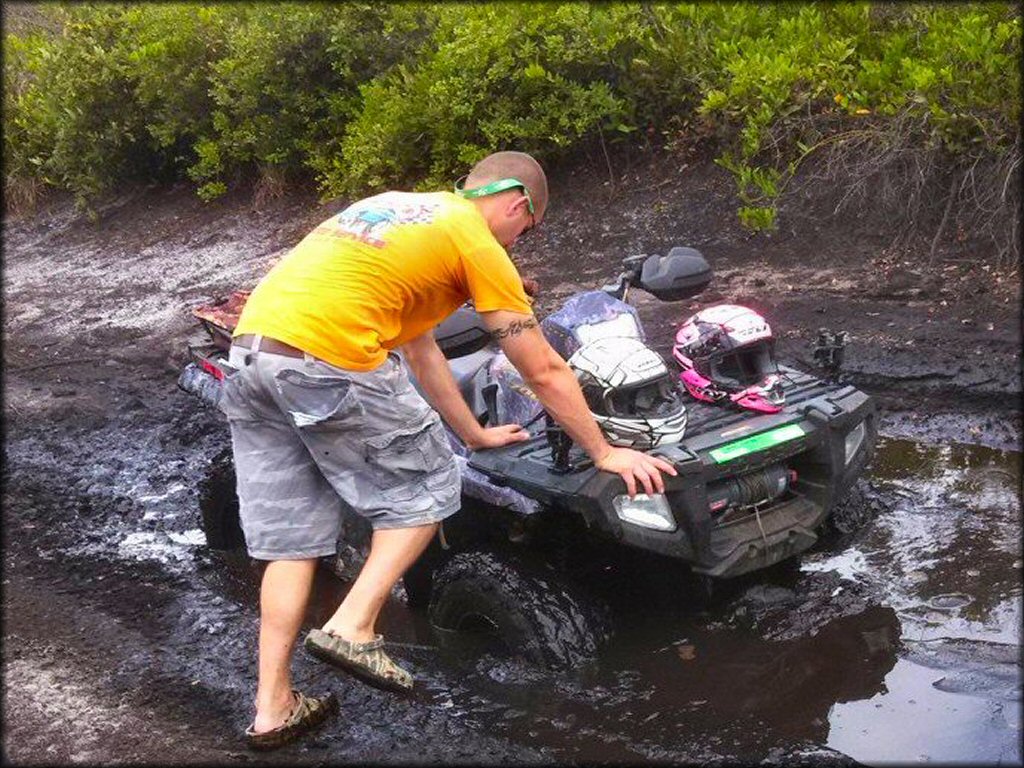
706,463,796,517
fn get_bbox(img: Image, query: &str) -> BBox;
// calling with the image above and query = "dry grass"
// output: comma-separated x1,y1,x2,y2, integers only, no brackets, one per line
4,175,46,218
782,112,1021,271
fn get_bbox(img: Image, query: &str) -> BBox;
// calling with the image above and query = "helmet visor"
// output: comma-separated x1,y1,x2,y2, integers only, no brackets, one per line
606,375,685,419
710,340,777,389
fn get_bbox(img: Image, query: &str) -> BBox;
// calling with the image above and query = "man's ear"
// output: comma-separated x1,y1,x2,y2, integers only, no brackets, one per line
511,194,530,218
503,194,522,219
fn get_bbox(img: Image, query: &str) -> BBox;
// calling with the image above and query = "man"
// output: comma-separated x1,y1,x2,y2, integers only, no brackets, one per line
219,151,677,749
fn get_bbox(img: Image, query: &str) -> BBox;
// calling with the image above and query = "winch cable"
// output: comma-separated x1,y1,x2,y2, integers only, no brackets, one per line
752,503,770,549
741,472,776,548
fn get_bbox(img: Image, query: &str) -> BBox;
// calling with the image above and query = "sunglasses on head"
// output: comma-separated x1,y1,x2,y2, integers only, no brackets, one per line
455,176,536,229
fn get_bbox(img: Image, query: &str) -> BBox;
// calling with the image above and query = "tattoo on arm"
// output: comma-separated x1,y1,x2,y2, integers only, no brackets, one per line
490,317,538,340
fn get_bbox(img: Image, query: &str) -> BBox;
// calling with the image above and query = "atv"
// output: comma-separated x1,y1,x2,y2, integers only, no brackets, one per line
178,247,877,667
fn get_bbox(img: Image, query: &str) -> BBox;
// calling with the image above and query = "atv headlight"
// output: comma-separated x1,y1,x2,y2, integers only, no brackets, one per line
844,420,866,465
612,493,677,532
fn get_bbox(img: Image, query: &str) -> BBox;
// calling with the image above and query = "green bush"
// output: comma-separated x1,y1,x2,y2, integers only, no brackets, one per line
4,5,147,206
119,4,237,174
3,3,235,207
302,3,437,196
188,3,435,200
186,4,339,199
3,1,1019,235
4,29,53,205
325,3,647,196
689,2,1020,228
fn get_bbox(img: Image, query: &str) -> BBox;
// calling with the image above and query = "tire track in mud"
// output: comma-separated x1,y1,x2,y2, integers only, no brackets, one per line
4,390,876,764
4,347,1018,764
4,508,553,765
3,415,553,765
4,570,238,765
0,406,880,765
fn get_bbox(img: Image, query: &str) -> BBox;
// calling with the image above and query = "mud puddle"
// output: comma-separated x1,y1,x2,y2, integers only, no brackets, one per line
196,436,1020,763
439,437,1018,764
802,437,1022,764
6,431,1020,764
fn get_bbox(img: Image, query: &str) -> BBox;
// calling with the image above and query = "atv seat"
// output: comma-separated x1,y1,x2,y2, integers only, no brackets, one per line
192,291,249,351
442,347,499,424
434,304,491,359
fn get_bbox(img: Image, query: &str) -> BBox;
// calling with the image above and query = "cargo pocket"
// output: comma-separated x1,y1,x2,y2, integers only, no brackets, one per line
274,368,363,428
365,419,453,501
217,369,256,422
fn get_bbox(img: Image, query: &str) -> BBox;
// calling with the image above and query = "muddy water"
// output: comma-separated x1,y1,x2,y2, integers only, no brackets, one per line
806,438,1022,764
302,437,1021,763
20,429,1018,763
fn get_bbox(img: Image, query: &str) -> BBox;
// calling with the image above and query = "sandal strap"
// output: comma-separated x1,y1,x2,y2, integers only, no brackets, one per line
245,690,328,736
285,691,312,725
305,628,413,690
323,630,384,652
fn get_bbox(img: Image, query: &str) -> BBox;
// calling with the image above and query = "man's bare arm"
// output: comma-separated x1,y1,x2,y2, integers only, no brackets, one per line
480,310,677,496
399,332,528,450
489,317,540,340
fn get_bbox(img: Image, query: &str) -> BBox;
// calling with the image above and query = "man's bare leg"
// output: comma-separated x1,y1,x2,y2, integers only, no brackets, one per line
321,522,438,642
252,558,319,733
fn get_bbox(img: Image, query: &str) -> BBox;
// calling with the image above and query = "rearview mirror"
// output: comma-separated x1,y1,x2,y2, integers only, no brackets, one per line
638,246,712,301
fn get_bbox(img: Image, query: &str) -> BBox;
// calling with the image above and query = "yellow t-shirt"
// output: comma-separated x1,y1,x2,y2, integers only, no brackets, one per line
233,191,532,370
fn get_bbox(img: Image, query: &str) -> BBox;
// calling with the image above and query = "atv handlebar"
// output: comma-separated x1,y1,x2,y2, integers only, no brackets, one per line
603,248,713,303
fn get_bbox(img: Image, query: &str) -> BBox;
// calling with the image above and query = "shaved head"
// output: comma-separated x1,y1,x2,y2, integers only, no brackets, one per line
465,151,548,217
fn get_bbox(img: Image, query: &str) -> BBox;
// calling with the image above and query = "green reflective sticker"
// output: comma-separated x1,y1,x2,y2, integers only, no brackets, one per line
710,424,805,464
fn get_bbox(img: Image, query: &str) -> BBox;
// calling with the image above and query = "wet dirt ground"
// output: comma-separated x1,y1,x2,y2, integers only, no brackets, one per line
3,150,1021,764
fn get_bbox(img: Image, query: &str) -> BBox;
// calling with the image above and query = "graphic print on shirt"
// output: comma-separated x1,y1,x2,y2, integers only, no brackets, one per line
320,193,441,247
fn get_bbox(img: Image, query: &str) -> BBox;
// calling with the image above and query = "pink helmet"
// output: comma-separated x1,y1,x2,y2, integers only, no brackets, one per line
672,304,784,413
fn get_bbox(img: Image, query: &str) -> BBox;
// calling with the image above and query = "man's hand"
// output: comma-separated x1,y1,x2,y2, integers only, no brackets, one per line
593,446,678,497
401,332,527,450
478,310,677,494
465,424,530,450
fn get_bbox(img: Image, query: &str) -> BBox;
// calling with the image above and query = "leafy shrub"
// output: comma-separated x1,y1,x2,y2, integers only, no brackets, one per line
689,2,1020,229
3,3,234,208
4,29,53,208
326,3,646,196
3,0,1019,243
191,3,434,200
119,4,237,175
3,5,149,207
186,4,339,200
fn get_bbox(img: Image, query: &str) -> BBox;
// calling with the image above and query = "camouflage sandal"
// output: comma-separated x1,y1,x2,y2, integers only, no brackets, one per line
244,689,337,751
304,628,414,692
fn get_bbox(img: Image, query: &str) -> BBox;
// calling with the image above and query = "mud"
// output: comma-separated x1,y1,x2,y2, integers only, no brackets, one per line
3,150,1021,764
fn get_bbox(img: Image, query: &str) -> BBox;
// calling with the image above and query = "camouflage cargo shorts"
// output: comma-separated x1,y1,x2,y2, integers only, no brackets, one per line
218,341,461,561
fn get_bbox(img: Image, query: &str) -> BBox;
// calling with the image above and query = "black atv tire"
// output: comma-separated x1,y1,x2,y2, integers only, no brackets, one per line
427,550,611,669
198,448,246,550
403,533,447,609
827,479,881,536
